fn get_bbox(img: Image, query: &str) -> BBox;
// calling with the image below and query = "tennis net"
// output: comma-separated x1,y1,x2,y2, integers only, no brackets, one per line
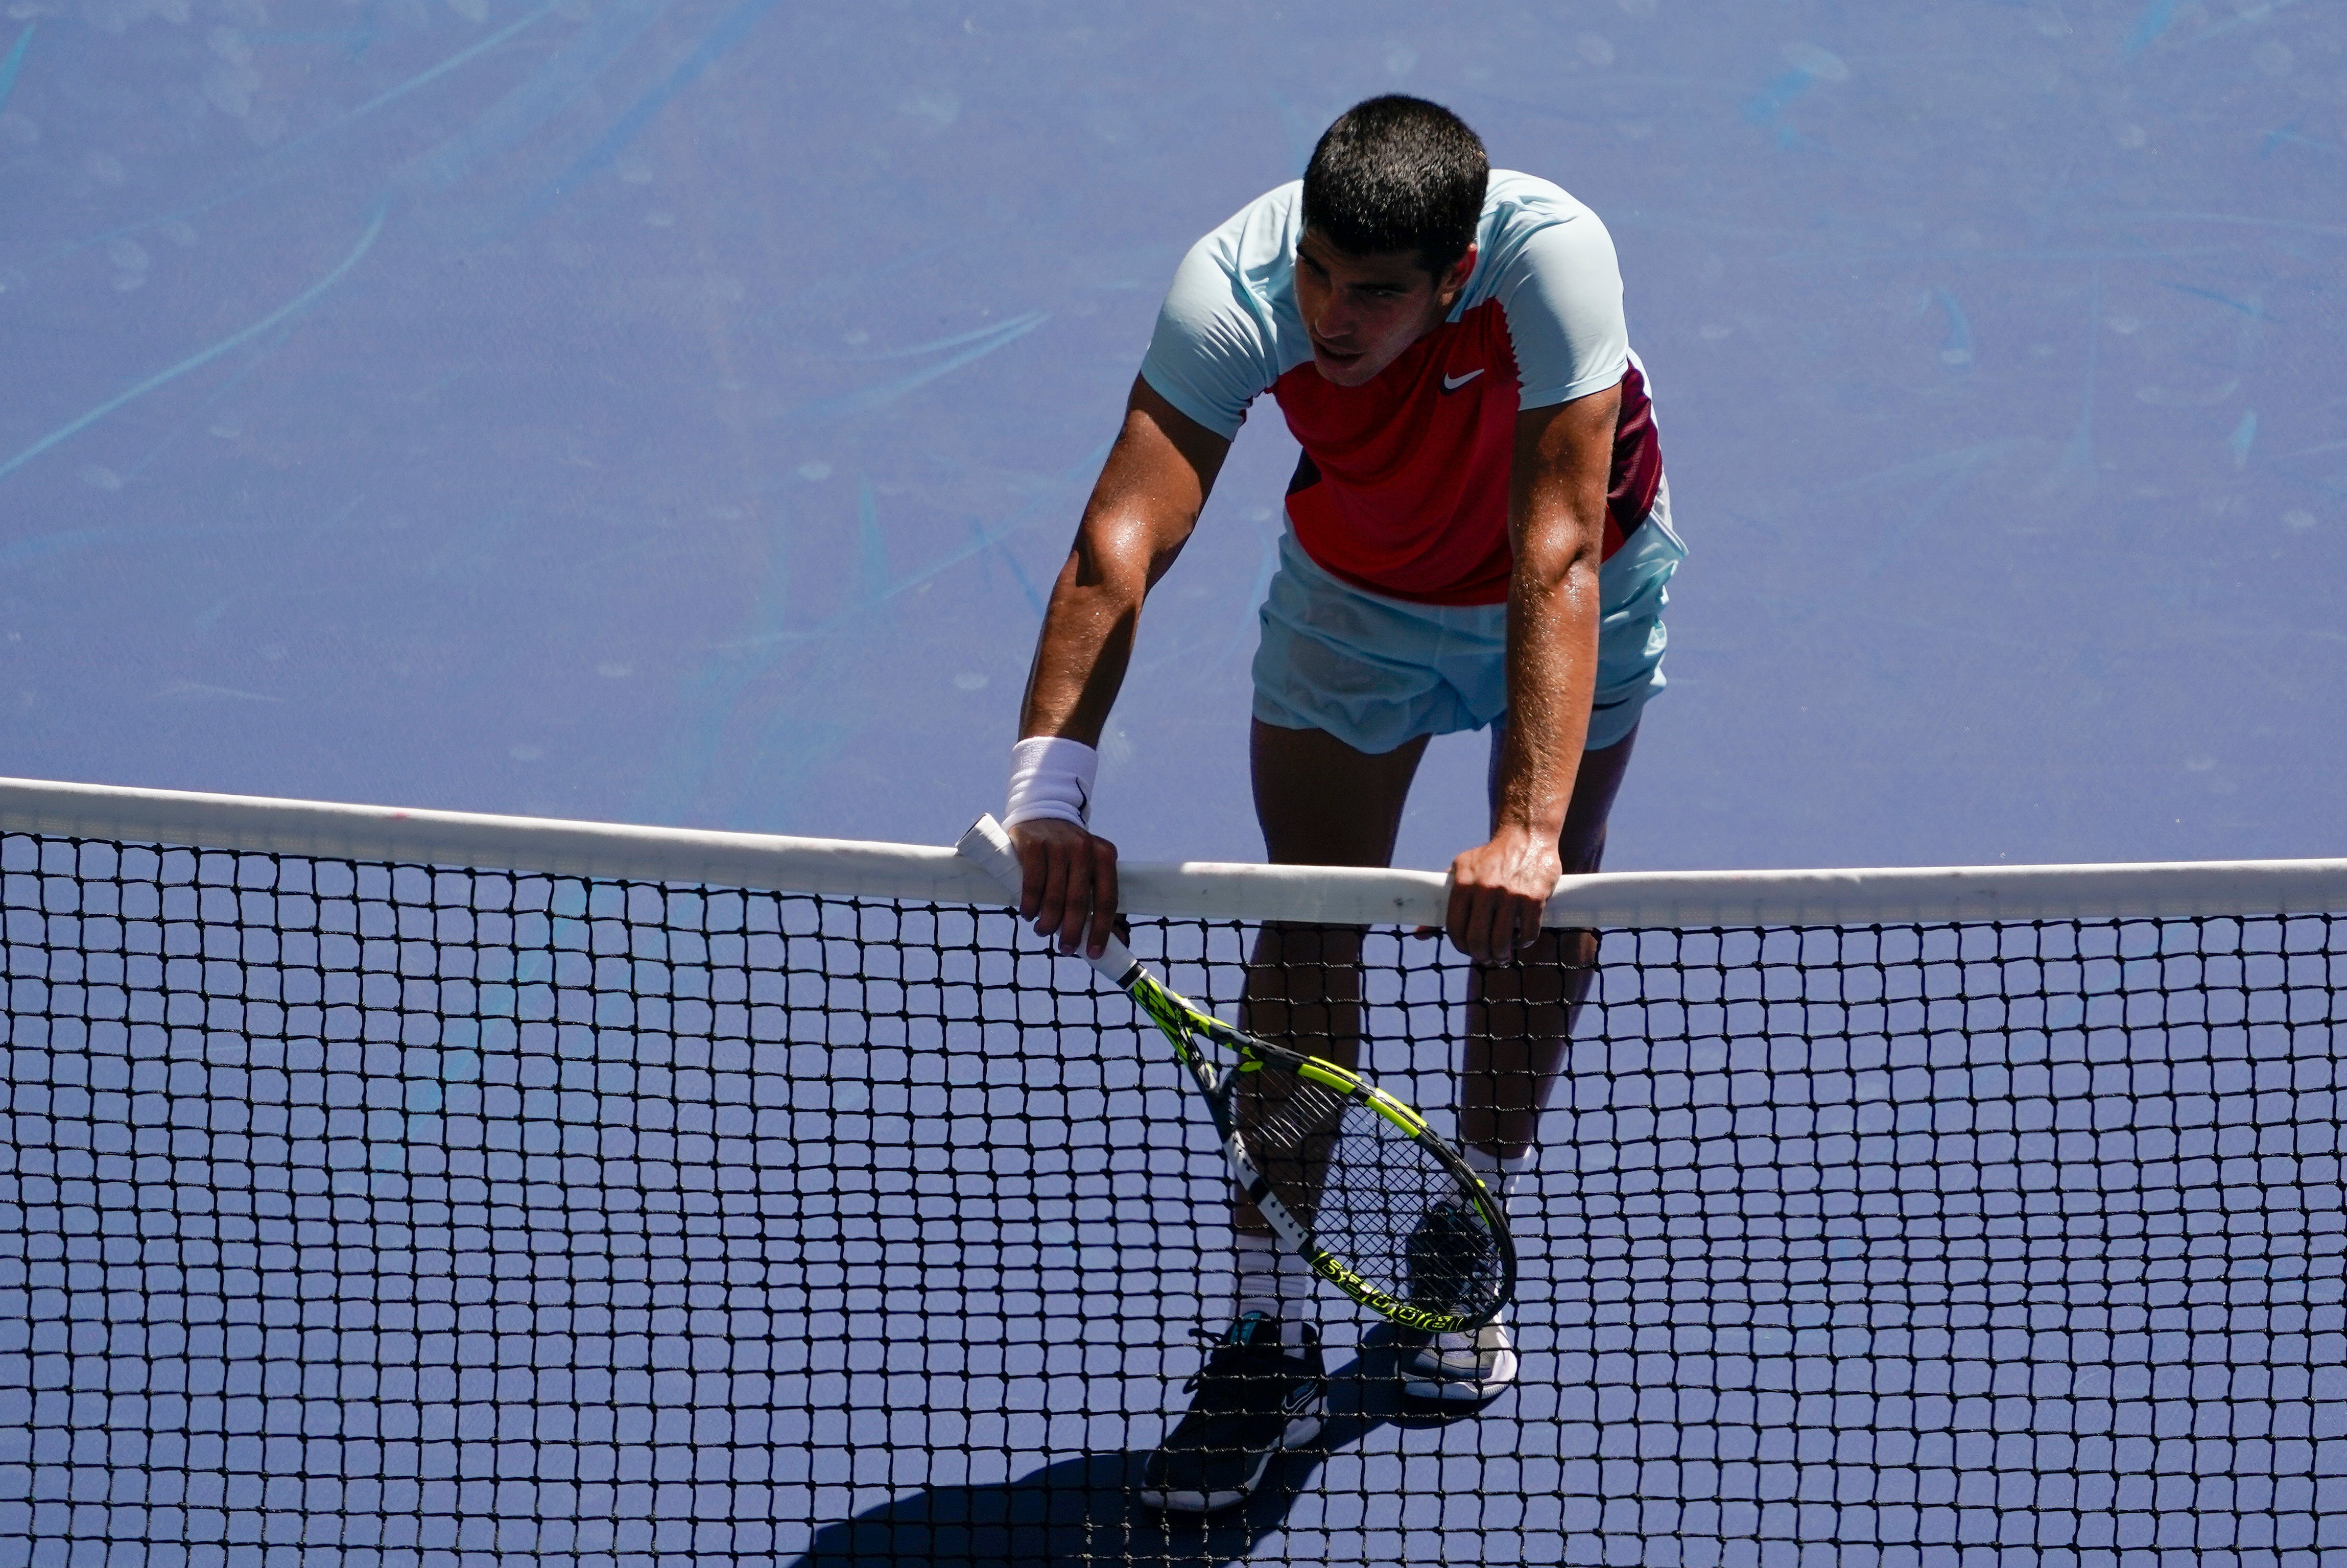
3,776,2341,1568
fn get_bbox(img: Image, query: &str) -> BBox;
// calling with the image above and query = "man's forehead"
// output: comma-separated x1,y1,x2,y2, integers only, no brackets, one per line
1297,227,1429,283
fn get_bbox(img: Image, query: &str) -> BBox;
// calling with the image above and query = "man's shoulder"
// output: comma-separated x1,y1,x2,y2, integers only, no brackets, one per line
1484,170,1589,215
1143,183,1308,438
1476,172,1604,255
1462,172,1617,313
1191,180,1306,290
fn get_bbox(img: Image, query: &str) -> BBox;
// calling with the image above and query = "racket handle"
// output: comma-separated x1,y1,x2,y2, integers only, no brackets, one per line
956,814,1136,981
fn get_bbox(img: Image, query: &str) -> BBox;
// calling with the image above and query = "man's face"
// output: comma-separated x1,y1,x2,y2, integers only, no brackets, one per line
1294,228,1477,387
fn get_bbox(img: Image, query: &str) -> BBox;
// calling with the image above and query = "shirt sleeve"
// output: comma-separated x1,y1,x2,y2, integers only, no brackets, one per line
1492,208,1630,411
1137,228,1282,441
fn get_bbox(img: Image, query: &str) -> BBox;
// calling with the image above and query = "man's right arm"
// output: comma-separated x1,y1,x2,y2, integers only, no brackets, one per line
1011,373,1230,958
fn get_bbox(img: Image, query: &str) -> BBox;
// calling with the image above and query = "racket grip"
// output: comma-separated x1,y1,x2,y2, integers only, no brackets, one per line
956,814,1136,981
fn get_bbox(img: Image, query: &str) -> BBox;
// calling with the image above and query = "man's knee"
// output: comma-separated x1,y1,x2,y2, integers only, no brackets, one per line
1474,926,1598,1009
1505,924,1598,971
1251,919,1367,975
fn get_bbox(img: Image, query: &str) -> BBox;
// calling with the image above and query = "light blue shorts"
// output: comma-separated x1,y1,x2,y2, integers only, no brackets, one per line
1252,478,1686,755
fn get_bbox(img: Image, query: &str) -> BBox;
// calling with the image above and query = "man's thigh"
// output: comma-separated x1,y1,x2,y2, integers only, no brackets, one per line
1253,716,1638,872
1251,531,1650,876
1250,719,1431,867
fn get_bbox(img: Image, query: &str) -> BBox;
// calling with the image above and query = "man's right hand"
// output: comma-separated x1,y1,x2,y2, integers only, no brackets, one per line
1007,817,1121,960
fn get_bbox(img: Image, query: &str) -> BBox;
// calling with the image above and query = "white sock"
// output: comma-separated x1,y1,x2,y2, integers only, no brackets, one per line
1462,1143,1535,1221
1231,1230,1317,1351
1454,1146,1533,1337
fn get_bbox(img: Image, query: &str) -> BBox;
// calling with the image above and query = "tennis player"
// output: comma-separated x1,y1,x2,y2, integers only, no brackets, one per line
1000,96,1683,1511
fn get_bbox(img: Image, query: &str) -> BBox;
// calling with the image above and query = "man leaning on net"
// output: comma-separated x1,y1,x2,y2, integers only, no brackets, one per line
996,95,1685,1512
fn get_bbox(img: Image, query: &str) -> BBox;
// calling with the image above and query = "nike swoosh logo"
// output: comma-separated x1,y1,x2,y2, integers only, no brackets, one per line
1441,369,1483,392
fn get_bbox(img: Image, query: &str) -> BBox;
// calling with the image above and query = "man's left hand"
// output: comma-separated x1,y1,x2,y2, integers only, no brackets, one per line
1445,826,1562,963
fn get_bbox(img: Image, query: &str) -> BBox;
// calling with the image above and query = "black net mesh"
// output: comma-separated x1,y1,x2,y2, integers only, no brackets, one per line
2,830,2341,1566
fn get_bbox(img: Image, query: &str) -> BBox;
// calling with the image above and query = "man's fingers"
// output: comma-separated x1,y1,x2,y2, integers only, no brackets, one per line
1083,835,1120,959
1470,897,1505,964
1031,848,1073,947
1053,837,1088,954
1451,881,1501,964
1489,894,1525,963
1518,895,1546,958
1447,832,1563,963
1445,881,1548,963
1006,823,1121,956
1018,842,1048,922
1013,830,1117,955
1056,856,1093,953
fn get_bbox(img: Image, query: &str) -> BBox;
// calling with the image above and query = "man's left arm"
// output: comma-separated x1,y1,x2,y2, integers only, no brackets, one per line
1444,383,1621,961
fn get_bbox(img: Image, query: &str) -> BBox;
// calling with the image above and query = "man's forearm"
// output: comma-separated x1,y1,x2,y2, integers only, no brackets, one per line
1017,547,1150,744
1488,385,1617,848
1491,551,1602,841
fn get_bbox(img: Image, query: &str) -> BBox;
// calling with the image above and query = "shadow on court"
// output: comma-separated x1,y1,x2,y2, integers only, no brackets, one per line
787,1330,1472,1567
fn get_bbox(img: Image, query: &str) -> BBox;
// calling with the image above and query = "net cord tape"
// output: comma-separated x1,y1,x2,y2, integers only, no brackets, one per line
4,773,2345,925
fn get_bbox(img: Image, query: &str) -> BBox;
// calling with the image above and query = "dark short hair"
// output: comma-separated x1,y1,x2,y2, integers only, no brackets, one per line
1301,96,1489,278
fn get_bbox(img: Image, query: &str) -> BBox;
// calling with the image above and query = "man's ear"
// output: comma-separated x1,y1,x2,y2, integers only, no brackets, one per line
1439,243,1478,304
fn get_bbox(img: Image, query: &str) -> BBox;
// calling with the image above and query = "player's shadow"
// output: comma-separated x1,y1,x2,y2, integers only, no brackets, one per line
785,1327,1476,1568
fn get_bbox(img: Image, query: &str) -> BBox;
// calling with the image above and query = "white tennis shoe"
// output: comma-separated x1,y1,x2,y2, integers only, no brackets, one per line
1400,1317,1518,1403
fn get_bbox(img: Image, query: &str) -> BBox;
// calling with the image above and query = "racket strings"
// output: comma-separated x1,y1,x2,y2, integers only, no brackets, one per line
1235,1060,1507,1321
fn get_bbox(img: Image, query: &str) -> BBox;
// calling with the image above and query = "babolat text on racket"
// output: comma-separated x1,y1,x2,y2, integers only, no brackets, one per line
957,814,1514,1334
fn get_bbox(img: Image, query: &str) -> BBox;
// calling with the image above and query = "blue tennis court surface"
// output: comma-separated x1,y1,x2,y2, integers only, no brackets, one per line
2,4,2342,1565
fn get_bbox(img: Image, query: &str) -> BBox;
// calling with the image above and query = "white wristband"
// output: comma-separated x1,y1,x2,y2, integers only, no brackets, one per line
1004,736,1099,829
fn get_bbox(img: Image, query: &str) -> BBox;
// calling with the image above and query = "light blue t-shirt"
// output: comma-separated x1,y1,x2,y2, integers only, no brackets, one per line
1133,171,1663,607
1139,171,1634,441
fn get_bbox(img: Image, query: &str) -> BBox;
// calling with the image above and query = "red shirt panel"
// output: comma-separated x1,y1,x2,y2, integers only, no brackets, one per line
1275,301,1663,607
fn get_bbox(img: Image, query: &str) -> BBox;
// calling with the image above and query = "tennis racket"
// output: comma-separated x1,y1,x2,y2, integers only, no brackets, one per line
957,814,1514,1334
